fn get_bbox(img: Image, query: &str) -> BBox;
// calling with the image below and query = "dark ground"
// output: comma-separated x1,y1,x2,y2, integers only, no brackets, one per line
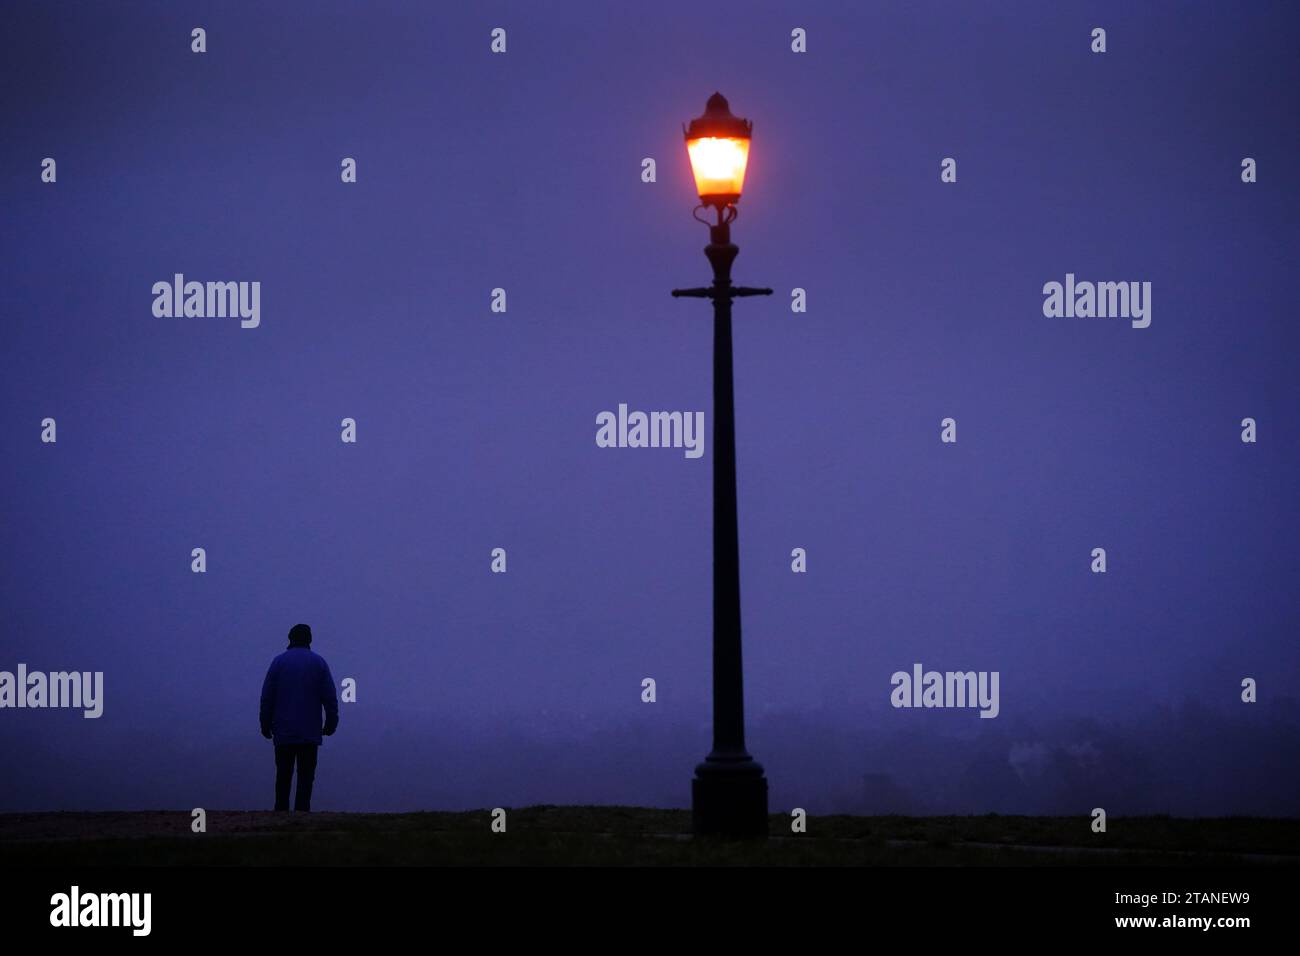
2,807,1298,866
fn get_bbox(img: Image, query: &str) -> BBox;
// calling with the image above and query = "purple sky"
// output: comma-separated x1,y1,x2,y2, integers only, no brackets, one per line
2,0,1298,816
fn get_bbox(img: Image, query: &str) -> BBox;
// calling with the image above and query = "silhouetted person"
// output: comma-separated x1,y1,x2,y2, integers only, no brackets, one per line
259,623,339,811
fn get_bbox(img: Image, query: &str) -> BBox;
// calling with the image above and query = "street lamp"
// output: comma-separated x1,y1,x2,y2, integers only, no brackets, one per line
684,93,752,206
672,93,772,838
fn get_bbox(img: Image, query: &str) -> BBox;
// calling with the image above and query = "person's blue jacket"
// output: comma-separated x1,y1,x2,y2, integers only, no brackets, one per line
259,645,339,746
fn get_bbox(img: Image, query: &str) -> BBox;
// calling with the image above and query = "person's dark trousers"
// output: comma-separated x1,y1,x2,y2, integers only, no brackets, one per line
274,744,320,811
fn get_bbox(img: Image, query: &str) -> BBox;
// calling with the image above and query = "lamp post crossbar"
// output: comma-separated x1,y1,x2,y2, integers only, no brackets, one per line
671,286,774,300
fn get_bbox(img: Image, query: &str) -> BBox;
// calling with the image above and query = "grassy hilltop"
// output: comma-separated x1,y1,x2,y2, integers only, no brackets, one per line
2,807,1297,867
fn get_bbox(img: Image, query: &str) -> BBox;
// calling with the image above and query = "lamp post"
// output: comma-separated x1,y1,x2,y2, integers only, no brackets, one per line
672,92,772,838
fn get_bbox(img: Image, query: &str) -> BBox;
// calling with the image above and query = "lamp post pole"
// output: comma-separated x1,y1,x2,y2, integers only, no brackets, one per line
672,94,772,838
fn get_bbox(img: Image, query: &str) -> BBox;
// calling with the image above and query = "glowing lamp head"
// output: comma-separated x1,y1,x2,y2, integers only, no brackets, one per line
684,92,752,208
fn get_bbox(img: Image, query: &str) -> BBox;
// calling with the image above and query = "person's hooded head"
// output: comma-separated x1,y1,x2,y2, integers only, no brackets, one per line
287,623,312,648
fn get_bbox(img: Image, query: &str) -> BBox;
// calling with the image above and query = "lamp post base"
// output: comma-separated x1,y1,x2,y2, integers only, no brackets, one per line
692,758,768,838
